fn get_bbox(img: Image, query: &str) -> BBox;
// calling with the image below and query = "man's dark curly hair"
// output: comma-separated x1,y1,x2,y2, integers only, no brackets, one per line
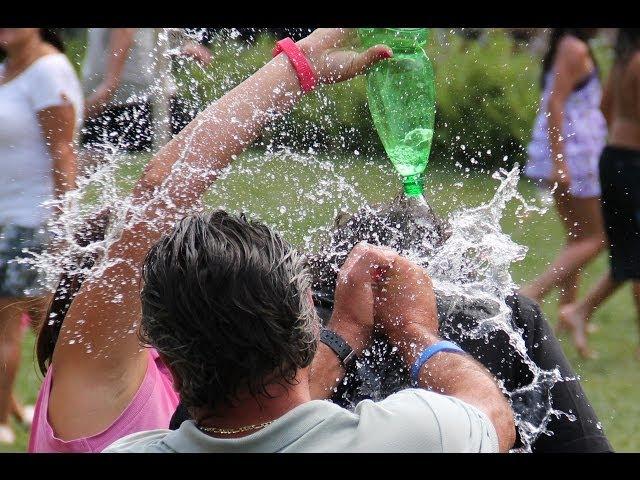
309,192,450,299
139,210,319,410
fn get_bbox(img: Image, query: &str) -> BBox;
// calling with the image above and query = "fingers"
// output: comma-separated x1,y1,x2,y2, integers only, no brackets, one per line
339,242,397,285
352,44,394,75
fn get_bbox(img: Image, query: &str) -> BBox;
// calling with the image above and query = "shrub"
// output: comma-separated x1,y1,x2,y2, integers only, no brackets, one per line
429,31,541,170
65,29,613,171
175,30,545,169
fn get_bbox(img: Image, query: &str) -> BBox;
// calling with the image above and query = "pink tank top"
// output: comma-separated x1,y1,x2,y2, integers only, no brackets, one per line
28,350,179,453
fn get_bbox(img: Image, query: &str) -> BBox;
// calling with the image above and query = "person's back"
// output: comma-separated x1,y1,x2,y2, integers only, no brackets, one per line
105,388,498,453
608,50,640,149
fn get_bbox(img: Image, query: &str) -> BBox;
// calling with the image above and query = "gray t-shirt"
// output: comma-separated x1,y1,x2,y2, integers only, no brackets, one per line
103,389,499,453
82,28,176,106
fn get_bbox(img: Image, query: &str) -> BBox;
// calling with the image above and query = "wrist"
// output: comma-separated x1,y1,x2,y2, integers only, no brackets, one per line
387,323,441,366
325,317,371,356
295,39,318,71
273,38,317,93
268,51,306,99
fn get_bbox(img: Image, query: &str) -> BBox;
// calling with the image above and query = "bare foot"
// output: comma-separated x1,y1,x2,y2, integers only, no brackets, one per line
560,304,595,359
555,316,570,335
0,424,15,445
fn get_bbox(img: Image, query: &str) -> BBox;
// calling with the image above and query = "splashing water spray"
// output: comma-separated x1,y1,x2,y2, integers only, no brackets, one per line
17,28,579,452
359,28,435,201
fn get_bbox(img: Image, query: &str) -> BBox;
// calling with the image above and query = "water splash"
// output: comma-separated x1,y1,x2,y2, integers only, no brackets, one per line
424,165,572,451
14,29,577,453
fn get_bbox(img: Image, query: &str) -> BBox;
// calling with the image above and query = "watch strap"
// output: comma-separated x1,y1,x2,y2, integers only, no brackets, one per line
320,328,357,368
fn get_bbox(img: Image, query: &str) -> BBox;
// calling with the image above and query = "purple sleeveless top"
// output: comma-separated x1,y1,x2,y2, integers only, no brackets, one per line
525,69,607,198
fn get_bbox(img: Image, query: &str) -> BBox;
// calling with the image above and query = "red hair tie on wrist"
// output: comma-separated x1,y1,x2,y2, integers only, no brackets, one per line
272,37,317,94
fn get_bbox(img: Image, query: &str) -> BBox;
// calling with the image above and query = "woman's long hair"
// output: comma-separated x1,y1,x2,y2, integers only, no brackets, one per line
541,29,598,87
40,28,65,53
614,29,640,67
36,211,110,375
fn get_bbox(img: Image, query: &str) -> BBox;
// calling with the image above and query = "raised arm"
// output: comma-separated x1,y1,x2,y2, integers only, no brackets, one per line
310,243,516,452
374,253,516,452
309,243,396,398
48,29,391,440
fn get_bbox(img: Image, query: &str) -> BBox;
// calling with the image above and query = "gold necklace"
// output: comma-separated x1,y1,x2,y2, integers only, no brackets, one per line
197,420,274,435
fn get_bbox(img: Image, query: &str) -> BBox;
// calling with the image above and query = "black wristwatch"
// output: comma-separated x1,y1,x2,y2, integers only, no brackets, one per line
320,328,358,368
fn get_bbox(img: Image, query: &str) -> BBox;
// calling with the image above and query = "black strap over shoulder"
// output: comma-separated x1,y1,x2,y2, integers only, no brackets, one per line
320,328,357,368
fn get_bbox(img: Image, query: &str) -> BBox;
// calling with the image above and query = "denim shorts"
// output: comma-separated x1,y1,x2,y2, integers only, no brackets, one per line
0,224,47,298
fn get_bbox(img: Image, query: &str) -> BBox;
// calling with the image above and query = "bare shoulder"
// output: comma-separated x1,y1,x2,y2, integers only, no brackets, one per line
556,35,589,64
628,52,640,79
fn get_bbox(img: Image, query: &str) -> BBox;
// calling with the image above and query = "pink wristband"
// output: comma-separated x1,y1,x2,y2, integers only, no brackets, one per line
272,37,317,94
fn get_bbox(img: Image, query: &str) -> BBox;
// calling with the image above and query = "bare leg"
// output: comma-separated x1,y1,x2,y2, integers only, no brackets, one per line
521,191,605,303
0,298,25,443
559,195,606,331
9,302,43,427
556,271,580,334
560,272,622,358
10,394,25,424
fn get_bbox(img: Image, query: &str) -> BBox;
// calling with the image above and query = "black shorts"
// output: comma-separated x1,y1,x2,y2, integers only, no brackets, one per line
600,145,640,281
80,96,197,154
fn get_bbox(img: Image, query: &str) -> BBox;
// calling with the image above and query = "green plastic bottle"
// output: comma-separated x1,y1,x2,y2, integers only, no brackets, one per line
358,28,435,197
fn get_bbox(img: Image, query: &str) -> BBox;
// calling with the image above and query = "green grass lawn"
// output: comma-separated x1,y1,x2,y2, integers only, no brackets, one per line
3,150,639,452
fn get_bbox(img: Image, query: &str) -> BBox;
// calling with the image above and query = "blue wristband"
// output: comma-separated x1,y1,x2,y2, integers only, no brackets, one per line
410,340,466,385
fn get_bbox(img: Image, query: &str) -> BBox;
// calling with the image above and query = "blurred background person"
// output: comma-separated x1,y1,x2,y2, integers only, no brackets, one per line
80,28,212,167
0,28,82,444
507,28,548,54
520,29,607,330
560,29,640,359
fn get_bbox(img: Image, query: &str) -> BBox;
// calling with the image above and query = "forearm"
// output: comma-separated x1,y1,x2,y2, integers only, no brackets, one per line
308,343,346,399
52,144,77,197
309,319,371,400
130,53,302,229
84,29,135,117
393,324,516,452
548,99,566,171
103,28,135,89
57,53,305,366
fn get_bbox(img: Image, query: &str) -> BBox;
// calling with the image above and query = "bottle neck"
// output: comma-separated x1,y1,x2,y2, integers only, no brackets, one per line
403,175,424,197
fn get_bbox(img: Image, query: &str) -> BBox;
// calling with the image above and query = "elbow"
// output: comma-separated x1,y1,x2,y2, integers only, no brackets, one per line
493,400,517,453
52,146,77,184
